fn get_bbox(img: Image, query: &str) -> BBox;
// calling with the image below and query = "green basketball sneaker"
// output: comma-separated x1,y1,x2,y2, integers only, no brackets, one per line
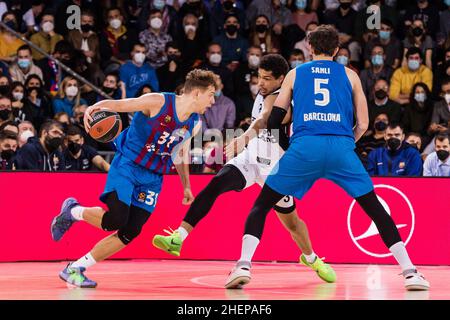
152,228,183,256
300,254,337,283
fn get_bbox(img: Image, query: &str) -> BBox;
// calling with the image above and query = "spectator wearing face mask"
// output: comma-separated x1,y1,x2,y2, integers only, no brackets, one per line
402,19,434,70
157,42,187,92
356,113,390,168
9,45,44,85
402,82,434,146
0,75,11,97
139,9,173,69
30,12,63,62
213,14,248,71
52,77,86,117
17,120,36,148
0,12,25,64
119,43,159,98
23,74,53,131
423,133,450,177
389,47,433,105
364,19,401,70
405,132,422,152
360,45,393,98
64,125,110,172
138,0,179,36
249,15,280,54
403,0,440,41
0,130,17,170
210,0,246,38
177,14,205,68
200,42,234,98
0,95,14,127
429,78,450,137
334,47,359,74
246,0,292,35
66,10,100,67
99,7,139,73
290,0,318,32
14,120,65,171
10,81,32,124
233,46,262,96
288,48,305,69
367,123,423,176
177,0,212,44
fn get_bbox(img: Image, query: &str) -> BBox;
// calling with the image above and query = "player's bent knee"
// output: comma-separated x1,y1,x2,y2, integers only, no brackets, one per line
117,227,142,245
101,209,129,231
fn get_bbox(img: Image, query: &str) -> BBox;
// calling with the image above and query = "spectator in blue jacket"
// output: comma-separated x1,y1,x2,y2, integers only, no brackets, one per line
119,43,159,98
52,76,87,117
14,120,65,171
367,123,423,176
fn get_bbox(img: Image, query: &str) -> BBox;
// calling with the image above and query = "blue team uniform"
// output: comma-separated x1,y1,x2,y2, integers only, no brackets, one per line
100,93,199,213
266,60,374,199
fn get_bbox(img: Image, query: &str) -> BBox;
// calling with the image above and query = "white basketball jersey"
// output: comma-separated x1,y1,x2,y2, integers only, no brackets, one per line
246,89,285,166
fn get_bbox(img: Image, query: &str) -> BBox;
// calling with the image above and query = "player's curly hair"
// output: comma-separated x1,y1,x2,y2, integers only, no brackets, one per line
259,54,289,79
307,24,339,57
184,69,218,93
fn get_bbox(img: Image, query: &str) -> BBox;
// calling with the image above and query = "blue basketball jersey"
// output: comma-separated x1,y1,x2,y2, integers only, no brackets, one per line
291,60,354,141
114,92,199,174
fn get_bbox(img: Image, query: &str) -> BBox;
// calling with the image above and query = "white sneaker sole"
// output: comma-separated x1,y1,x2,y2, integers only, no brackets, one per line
405,283,430,291
225,275,251,289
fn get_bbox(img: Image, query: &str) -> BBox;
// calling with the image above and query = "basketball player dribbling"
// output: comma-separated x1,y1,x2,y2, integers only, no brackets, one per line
152,54,336,286
225,25,430,291
50,70,217,288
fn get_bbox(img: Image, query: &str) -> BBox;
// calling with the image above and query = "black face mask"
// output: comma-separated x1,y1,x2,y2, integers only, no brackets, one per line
340,2,352,10
68,141,82,154
387,138,401,151
167,54,180,63
437,150,450,161
102,86,116,95
0,109,11,120
223,0,234,10
45,135,63,153
412,27,423,37
225,24,238,35
80,24,93,33
408,143,419,150
374,89,387,100
255,24,268,33
374,121,387,131
1,149,14,161
0,85,10,95
4,20,17,31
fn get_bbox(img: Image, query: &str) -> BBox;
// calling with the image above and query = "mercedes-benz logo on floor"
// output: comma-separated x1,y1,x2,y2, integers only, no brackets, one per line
347,184,415,258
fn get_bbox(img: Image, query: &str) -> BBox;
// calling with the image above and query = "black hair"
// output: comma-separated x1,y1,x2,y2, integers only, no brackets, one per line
387,122,404,132
259,54,289,79
308,25,339,57
406,47,423,60
39,120,63,137
66,125,83,136
17,45,32,54
0,130,17,142
53,40,74,56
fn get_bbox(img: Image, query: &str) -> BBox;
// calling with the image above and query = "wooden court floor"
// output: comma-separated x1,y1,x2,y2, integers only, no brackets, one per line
0,260,448,300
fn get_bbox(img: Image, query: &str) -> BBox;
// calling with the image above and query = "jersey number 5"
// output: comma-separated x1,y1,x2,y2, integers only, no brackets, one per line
314,78,330,107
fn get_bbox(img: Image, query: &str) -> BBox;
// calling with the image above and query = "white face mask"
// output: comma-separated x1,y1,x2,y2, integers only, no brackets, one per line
150,17,163,29
445,93,450,105
65,85,78,97
248,54,260,68
42,21,54,33
20,130,34,143
209,53,222,65
109,18,122,29
250,84,259,96
13,92,23,101
134,52,146,64
414,93,426,103
184,24,196,34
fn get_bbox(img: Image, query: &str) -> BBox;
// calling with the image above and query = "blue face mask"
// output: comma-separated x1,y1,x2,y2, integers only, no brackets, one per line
290,60,303,69
18,59,31,69
336,55,348,66
379,30,391,40
153,0,165,10
214,90,222,97
296,0,307,9
371,54,384,66
408,59,420,71
446,0,450,7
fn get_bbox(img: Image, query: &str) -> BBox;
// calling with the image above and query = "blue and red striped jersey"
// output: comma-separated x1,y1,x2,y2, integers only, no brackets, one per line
115,93,199,174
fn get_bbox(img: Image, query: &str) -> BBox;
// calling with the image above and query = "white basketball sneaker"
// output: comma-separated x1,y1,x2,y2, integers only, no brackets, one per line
403,270,430,291
225,263,251,289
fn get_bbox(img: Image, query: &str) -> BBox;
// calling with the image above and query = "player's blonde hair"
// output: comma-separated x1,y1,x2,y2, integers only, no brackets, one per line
184,69,218,93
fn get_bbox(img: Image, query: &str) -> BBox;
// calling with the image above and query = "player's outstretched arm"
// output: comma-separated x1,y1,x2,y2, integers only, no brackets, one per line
173,121,202,205
268,69,295,130
346,68,369,142
83,93,165,130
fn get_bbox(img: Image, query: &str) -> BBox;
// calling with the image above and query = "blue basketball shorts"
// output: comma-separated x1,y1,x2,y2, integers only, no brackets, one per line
266,135,374,200
100,152,163,213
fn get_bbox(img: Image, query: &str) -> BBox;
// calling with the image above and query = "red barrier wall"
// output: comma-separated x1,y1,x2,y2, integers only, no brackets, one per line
1,172,449,265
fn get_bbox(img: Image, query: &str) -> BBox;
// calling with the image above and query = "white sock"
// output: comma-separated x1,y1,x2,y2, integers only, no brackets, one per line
238,234,260,268
304,252,317,264
177,227,189,242
71,252,97,269
389,242,415,273
70,206,85,221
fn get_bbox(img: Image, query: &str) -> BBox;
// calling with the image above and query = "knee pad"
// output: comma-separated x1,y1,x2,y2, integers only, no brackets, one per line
117,207,150,245
273,195,296,214
101,192,130,231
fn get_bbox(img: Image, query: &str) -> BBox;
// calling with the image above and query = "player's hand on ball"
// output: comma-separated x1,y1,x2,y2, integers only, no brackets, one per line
84,104,107,132
182,188,195,205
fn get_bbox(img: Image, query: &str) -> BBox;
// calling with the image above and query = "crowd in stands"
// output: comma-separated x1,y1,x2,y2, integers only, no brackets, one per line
0,0,449,176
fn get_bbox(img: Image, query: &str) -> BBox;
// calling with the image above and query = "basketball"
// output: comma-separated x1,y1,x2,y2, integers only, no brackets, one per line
88,110,122,143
